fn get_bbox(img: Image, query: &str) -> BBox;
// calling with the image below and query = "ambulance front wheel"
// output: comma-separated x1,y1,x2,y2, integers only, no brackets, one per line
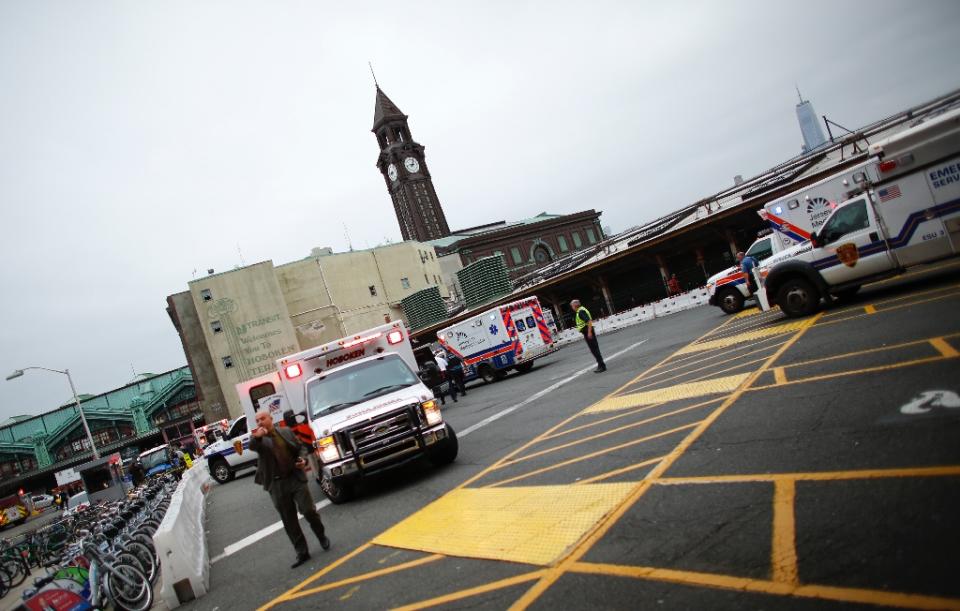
776,277,821,318
209,459,234,484
320,473,354,504
717,288,744,315
429,425,459,466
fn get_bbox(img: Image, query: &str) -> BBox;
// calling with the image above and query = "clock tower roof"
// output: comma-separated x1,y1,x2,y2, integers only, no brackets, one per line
372,87,407,131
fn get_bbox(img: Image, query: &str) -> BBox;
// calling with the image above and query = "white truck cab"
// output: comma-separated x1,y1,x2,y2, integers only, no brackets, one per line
223,322,458,502
305,351,456,503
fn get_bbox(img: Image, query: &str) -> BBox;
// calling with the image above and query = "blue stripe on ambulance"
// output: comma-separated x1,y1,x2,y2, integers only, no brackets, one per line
810,197,960,272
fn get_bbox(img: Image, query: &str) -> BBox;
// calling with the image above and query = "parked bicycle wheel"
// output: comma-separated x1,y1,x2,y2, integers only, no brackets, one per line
124,540,158,585
0,556,26,587
106,562,153,611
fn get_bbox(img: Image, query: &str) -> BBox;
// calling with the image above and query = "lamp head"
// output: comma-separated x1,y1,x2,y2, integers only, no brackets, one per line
5,370,24,381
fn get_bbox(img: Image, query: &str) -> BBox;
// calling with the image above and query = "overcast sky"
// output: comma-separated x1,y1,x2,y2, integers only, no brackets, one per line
1,0,958,419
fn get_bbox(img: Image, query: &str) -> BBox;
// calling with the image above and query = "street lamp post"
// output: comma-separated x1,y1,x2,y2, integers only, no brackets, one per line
5,366,100,460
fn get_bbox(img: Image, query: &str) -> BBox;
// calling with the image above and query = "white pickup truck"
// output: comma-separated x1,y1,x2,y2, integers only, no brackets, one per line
226,322,457,503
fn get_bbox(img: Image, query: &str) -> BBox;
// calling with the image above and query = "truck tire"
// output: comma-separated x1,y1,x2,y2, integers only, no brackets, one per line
320,474,354,505
776,277,821,318
209,459,234,484
515,362,534,374
429,425,459,466
716,288,745,315
478,364,497,384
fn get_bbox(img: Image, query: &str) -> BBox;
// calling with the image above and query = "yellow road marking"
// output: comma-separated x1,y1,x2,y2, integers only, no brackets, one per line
282,555,443,603
502,402,715,468
378,550,403,564
773,332,960,372
820,280,960,319
771,480,798,585
586,373,750,413
508,314,823,610
573,456,665,485
622,334,783,389
484,424,698,488
260,543,372,608
568,562,960,610
750,354,957,392
676,320,809,355
390,570,547,611
931,336,960,358
655,465,960,485
773,367,787,385
731,307,763,319
544,397,722,442
817,288,960,327
625,347,777,396
338,586,360,601
373,484,637,566
542,401,669,441
863,304,877,314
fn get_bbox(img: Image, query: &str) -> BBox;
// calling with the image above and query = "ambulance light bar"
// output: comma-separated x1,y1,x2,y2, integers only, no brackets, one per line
341,332,382,349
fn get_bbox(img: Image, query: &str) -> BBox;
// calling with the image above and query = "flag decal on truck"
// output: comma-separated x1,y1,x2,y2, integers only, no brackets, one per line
878,185,902,202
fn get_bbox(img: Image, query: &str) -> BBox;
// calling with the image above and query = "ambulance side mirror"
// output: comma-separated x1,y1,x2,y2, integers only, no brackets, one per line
809,231,819,248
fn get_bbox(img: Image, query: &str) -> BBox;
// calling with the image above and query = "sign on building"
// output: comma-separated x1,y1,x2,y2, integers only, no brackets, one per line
54,466,82,487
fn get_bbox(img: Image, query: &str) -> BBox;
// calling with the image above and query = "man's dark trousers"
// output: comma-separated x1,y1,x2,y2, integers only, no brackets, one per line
582,330,605,369
269,475,326,557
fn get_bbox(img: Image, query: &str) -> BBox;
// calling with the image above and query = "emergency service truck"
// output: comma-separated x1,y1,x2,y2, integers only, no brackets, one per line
763,108,960,316
436,296,556,383
202,416,257,484
219,322,458,503
0,493,28,528
707,106,960,315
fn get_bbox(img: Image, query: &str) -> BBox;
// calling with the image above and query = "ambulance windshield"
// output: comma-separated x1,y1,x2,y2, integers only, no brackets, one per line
307,354,419,419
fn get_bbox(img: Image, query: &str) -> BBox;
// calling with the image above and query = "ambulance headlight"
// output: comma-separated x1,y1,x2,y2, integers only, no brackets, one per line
317,436,340,463
421,400,442,426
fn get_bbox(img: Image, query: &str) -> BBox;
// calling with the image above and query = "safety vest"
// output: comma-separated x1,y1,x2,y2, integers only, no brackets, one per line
574,306,592,332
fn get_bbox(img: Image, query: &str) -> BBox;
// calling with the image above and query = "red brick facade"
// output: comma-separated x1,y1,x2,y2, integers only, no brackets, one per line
435,210,604,280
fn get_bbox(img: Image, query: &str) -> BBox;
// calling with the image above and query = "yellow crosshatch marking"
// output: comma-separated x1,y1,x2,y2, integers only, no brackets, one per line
585,373,750,413
372,483,636,566
677,320,809,355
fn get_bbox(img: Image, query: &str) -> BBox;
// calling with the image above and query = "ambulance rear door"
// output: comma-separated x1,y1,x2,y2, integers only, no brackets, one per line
235,372,286,425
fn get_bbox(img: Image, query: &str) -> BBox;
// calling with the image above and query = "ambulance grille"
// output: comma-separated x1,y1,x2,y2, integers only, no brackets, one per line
346,407,419,468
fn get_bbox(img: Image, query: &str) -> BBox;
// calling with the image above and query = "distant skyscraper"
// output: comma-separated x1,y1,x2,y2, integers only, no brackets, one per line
795,86,827,153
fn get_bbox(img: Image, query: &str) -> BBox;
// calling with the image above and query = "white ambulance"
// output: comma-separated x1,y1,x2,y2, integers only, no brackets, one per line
436,296,556,383
220,322,457,503
707,107,960,315
763,109,960,316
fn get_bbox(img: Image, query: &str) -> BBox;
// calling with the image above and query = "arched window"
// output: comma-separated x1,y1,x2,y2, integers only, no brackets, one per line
533,244,552,264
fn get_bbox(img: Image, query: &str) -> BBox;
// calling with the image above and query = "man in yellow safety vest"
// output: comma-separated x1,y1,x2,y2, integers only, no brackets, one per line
571,299,606,373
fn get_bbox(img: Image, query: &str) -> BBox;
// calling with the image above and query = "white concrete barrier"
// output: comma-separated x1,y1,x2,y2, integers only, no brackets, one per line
153,465,213,608
551,288,710,341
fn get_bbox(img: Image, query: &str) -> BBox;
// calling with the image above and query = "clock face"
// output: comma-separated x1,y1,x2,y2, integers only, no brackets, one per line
387,164,398,182
404,157,420,173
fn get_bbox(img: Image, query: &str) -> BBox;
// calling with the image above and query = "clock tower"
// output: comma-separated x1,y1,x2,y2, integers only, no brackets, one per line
373,87,451,242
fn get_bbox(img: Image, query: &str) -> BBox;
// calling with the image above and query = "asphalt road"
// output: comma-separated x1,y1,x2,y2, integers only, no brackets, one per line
189,259,960,611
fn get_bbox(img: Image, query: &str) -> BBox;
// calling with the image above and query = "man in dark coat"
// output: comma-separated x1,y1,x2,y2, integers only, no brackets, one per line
250,410,330,567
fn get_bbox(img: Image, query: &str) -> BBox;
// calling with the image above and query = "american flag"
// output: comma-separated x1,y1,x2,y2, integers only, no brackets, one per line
878,185,902,202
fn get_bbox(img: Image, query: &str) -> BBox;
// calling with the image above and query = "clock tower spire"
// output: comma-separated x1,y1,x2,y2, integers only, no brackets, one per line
373,86,451,242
